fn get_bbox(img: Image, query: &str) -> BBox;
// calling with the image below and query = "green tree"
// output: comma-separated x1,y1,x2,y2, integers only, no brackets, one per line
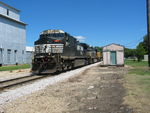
142,35,148,54
95,46,102,52
124,48,136,58
136,42,146,61
125,34,148,61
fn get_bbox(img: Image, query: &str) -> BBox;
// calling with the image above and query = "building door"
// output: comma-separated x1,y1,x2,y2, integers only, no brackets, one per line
110,51,117,65
0,48,3,65
7,49,11,64
14,50,17,64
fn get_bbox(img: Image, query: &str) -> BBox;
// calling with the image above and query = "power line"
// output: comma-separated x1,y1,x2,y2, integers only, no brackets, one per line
123,37,143,48
123,37,143,46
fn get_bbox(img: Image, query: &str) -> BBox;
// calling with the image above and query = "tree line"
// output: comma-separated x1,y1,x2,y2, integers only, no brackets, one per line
125,35,148,61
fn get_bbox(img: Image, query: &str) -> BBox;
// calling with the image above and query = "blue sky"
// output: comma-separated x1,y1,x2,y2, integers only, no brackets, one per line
1,0,147,48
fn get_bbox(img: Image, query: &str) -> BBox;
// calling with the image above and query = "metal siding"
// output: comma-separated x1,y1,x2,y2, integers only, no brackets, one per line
0,48,3,64
0,16,26,65
0,3,20,21
26,51,34,64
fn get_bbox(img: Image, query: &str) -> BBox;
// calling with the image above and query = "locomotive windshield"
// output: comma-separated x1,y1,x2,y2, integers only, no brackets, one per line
40,33,65,40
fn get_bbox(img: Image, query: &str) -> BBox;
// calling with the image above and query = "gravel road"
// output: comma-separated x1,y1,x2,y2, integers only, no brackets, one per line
0,65,133,113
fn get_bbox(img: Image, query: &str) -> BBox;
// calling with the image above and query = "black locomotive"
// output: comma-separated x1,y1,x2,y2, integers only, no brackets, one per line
32,30,101,74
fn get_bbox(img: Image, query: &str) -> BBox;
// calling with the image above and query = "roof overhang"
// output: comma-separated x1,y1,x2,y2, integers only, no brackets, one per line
0,1,20,12
102,43,124,48
0,14,27,26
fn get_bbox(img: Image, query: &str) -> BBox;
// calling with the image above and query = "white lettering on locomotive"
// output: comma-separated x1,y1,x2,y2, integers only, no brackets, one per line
35,44,64,53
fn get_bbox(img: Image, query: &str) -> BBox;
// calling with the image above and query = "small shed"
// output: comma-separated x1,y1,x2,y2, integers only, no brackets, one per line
103,43,124,66
144,55,148,61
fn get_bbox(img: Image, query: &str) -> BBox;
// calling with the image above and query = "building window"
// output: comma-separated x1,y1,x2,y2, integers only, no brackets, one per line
7,49,11,63
7,9,9,15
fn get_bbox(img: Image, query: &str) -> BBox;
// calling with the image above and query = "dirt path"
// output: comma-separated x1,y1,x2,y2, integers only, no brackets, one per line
1,65,133,113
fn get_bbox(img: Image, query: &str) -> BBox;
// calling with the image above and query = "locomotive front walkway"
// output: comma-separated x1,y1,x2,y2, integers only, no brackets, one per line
1,65,133,113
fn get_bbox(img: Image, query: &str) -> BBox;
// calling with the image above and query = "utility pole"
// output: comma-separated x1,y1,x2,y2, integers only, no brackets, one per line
146,0,150,67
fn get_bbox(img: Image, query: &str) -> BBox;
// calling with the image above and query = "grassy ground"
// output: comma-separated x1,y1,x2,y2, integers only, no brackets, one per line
124,60,150,113
0,64,30,72
125,60,150,75
125,60,148,67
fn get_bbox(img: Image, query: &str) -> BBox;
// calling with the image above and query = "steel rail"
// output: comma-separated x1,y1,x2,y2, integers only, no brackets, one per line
0,74,50,91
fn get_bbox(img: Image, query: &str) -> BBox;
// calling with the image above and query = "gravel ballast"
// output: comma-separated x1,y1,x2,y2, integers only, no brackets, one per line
0,62,101,106
1,63,134,113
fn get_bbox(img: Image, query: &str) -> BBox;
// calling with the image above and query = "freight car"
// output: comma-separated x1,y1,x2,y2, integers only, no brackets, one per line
32,30,101,74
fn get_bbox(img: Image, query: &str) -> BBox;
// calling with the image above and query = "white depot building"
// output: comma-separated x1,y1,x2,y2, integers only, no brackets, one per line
0,1,27,66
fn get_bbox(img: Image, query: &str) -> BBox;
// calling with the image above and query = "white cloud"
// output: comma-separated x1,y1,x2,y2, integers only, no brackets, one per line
75,36,86,42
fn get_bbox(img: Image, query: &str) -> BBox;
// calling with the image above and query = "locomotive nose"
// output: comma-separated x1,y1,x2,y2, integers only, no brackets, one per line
32,58,57,74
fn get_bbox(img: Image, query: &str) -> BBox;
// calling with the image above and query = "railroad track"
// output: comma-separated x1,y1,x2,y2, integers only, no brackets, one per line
0,74,49,91
0,63,100,91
